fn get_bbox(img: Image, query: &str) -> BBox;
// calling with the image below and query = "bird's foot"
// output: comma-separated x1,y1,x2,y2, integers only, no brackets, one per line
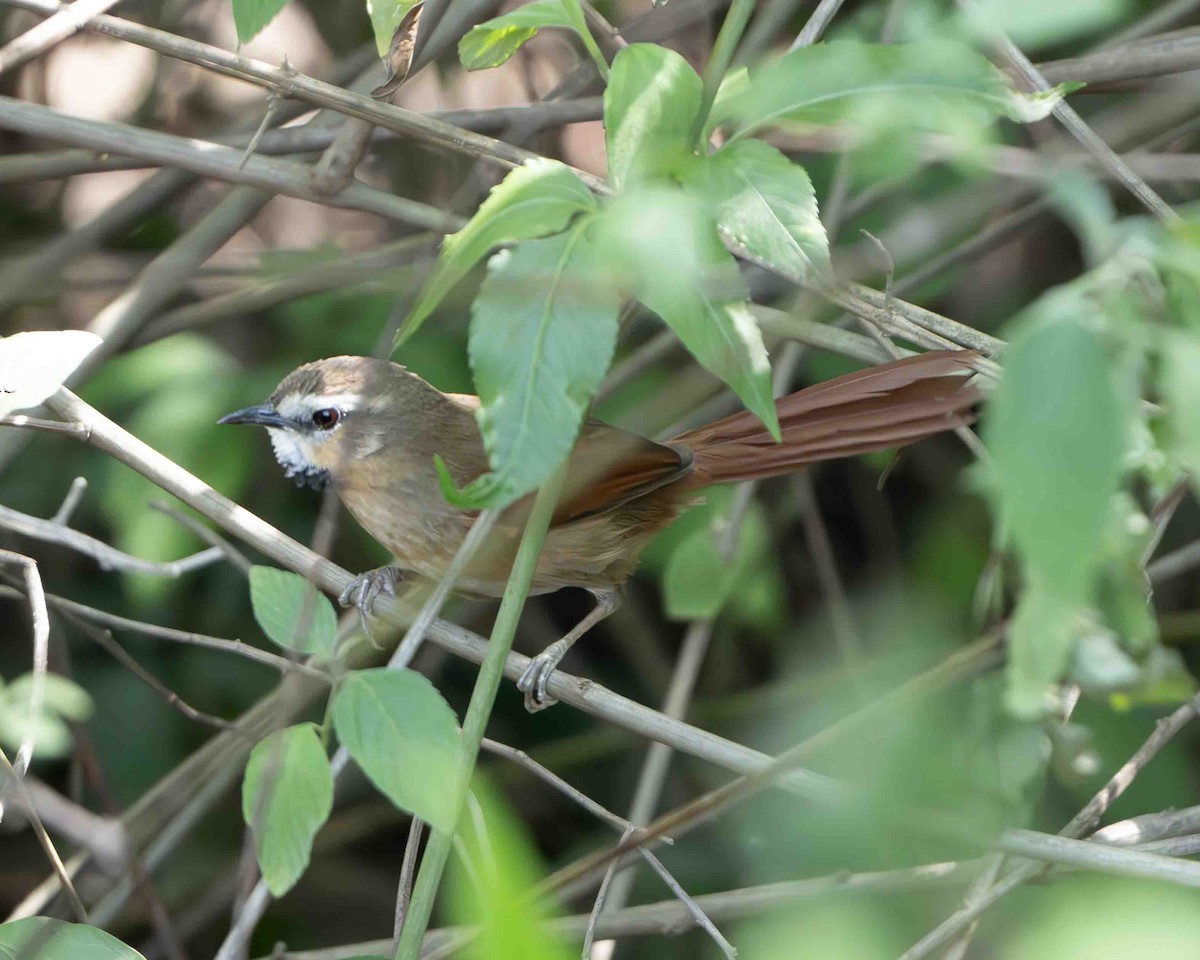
516,589,620,713
516,638,572,713
339,566,404,642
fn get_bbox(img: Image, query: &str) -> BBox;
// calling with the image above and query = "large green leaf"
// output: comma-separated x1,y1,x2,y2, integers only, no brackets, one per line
248,566,338,656
714,39,1074,144
242,724,333,897
333,669,461,831
458,0,575,71
440,217,621,509
604,43,703,189
984,319,1129,602
232,0,290,45
595,189,779,439
0,917,146,959
398,159,596,348
686,139,830,284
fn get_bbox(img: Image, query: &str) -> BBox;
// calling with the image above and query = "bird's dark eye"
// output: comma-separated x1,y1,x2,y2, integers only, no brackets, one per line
311,408,340,430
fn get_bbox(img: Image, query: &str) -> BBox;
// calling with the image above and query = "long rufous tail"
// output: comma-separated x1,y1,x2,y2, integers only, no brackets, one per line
674,350,980,487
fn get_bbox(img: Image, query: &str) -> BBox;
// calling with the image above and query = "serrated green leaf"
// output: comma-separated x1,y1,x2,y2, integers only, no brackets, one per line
458,0,575,71
984,320,1129,602
444,218,621,509
248,566,338,656
333,669,461,830
604,43,703,189
1005,581,1078,718
714,40,1075,155
398,159,596,348
231,0,290,45
242,724,333,897
663,505,769,620
0,917,147,959
687,139,830,283
595,190,778,440
367,0,421,57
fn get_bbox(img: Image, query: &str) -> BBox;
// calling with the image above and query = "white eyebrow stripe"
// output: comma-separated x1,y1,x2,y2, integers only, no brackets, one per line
276,393,369,420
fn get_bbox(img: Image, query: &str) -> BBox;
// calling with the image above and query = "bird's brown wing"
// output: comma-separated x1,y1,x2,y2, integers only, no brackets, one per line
553,420,693,525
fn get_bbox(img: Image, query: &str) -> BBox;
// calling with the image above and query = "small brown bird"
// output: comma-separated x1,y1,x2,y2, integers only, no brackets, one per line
221,350,978,709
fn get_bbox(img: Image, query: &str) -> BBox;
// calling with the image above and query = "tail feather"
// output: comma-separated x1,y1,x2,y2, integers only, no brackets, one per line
674,350,979,486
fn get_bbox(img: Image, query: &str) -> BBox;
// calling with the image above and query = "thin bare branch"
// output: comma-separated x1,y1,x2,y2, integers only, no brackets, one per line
998,828,1200,887
960,0,1180,224
0,96,462,228
0,500,224,577
0,550,49,786
0,0,122,75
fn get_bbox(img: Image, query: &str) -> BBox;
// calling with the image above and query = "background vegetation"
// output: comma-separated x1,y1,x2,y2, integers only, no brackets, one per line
4,0,1200,958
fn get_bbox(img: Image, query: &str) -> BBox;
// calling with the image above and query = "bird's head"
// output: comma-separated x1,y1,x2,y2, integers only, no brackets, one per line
219,356,428,489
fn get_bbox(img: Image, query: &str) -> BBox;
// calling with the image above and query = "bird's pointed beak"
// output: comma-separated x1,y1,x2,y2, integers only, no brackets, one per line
218,403,287,428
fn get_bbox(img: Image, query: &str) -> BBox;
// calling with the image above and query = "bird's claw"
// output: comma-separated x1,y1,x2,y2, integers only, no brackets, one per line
516,640,570,712
339,566,403,641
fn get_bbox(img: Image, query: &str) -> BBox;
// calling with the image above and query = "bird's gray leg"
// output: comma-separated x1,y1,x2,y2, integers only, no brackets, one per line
518,588,620,713
339,566,405,641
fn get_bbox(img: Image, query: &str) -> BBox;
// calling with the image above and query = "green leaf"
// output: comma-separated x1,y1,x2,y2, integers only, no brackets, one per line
984,319,1128,602
398,159,596,348
248,566,338,656
1111,647,1198,710
443,218,621,509
0,917,147,959
595,190,779,439
5,673,93,723
458,0,575,71
604,43,703,189
974,0,1130,50
663,505,769,620
1070,629,1141,695
0,709,71,759
1161,329,1200,485
242,724,333,897
333,669,461,831
1005,581,1079,718
448,776,574,960
231,0,290,45
714,39,1075,148
1096,558,1157,655
367,0,421,57
686,139,830,284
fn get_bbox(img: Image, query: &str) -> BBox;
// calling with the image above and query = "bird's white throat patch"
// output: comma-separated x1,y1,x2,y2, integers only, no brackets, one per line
267,427,330,489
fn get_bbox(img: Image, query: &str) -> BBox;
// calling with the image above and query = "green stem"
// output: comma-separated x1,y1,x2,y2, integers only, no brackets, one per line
561,0,610,81
392,464,568,960
694,0,757,147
